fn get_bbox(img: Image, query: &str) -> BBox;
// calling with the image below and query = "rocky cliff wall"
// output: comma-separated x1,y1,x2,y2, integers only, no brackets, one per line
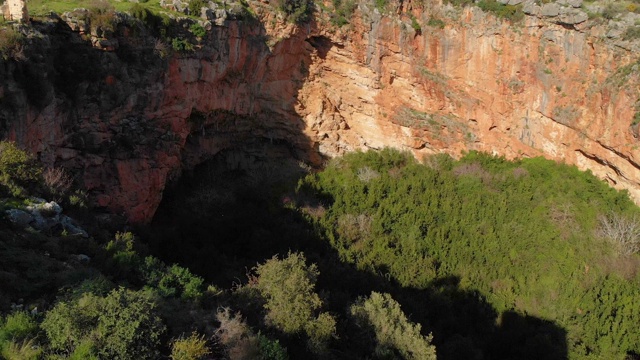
1,1,639,222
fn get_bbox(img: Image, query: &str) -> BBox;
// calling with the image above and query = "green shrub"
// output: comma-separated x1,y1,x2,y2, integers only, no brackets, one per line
410,14,422,32
170,332,211,360
0,311,39,344
257,334,288,360
427,17,445,29
374,0,387,12
350,292,436,360
42,288,166,359
0,141,42,197
477,0,524,22
141,256,204,300
0,338,42,360
622,26,640,40
331,0,356,26
189,23,206,38
188,0,207,16
105,232,141,274
171,38,194,52
273,0,313,23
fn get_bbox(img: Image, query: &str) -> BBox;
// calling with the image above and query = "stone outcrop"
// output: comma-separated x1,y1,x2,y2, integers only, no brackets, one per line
1,1,639,222
5,198,88,237
1,0,28,23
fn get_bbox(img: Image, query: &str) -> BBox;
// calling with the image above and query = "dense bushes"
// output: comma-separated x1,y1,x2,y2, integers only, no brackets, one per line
299,149,640,358
42,288,166,359
3,144,640,359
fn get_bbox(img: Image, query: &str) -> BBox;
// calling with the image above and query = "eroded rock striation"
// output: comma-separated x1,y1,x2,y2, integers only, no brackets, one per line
1,0,639,222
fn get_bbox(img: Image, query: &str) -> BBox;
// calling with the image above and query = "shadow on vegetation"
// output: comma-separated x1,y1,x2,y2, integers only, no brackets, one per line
142,148,568,360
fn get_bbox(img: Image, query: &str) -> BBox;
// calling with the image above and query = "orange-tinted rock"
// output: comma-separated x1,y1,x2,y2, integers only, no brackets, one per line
1,5,639,222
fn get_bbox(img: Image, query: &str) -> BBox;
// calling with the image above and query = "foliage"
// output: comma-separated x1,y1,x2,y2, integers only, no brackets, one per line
374,0,387,12
350,292,436,360
189,23,207,38
254,252,336,351
602,2,625,19
409,14,422,33
87,0,117,33
0,27,23,60
0,311,39,344
172,37,195,52
0,338,42,360
255,252,322,333
443,0,474,7
0,141,42,198
273,0,313,23
105,232,141,277
141,256,205,300
42,288,166,359
477,0,524,22
300,149,640,358
622,26,640,40
171,332,211,360
188,0,207,16
257,334,288,360
427,17,445,29
330,0,357,26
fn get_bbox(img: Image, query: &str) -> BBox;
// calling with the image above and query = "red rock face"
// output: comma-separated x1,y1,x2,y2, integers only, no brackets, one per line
298,5,640,202
1,4,639,222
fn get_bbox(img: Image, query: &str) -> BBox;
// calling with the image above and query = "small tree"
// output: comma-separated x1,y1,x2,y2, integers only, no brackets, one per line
254,252,335,351
255,252,322,334
597,212,640,255
350,292,436,360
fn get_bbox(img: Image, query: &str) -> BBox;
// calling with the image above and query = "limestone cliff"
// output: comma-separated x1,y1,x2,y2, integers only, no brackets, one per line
1,0,639,222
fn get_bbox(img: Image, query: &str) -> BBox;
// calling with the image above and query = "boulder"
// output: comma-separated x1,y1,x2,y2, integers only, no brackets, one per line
523,2,541,16
541,3,561,17
5,209,34,227
557,9,588,25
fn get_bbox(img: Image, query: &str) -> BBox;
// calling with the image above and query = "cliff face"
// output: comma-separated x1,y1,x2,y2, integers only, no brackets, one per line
1,2,639,222
298,3,640,196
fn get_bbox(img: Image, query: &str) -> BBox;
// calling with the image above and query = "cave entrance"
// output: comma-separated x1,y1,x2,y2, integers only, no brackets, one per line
141,140,316,287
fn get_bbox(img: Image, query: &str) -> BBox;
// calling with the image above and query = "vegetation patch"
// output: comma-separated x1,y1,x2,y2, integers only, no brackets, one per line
299,149,640,358
477,0,525,22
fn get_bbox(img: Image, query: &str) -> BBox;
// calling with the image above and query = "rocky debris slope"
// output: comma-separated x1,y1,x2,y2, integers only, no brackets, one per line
0,0,639,222
5,198,88,237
